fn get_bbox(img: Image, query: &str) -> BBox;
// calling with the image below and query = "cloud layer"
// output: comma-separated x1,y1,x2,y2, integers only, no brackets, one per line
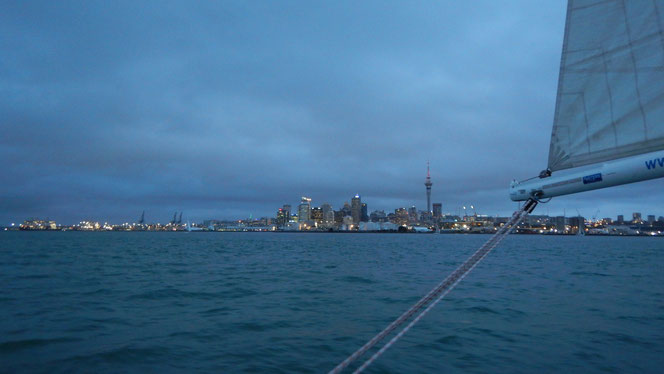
2,1,662,224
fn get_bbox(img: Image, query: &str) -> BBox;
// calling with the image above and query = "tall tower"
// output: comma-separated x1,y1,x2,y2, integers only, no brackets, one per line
425,161,433,213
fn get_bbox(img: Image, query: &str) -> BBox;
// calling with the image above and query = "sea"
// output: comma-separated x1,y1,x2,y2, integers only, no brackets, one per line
1,231,663,373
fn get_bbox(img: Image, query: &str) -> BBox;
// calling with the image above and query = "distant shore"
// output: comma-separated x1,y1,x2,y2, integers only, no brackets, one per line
3,228,661,237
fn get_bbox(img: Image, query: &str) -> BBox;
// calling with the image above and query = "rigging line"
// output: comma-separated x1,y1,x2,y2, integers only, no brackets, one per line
329,199,537,374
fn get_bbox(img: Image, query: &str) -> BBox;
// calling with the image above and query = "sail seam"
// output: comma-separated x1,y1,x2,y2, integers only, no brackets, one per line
652,0,664,65
601,48,618,147
621,0,649,140
571,0,614,12
564,32,661,69
581,93,591,153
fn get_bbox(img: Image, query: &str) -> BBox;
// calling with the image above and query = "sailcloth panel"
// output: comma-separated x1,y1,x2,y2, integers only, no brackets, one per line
548,0,664,171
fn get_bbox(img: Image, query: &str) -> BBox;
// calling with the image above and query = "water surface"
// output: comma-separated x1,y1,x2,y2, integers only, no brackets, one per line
1,232,663,373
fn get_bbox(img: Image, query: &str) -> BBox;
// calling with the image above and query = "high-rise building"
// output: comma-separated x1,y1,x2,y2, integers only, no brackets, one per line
311,207,323,223
361,203,368,222
341,202,352,218
351,194,362,224
298,197,312,222
432,203,442,220
276,208,288,227
276,204,292,227
408,206,418,223
617,214,624,224
648,215,656,224
424,161,433,213
321,203,334,224
393,208,409,226
334,210,344,224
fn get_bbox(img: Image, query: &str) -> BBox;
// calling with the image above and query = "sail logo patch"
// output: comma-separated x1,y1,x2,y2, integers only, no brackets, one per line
582,173,602,184
645,158,664,170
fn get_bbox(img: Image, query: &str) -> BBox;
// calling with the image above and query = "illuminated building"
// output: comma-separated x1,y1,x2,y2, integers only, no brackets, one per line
408,206,418,223
298,197,312,222
20,219,57,230
393,208,409,226
321,203,334,224
632,212,642,223
276,207,289,227
432,203,442,220
351,195,361,224
311,207,323,224
282,205,291,222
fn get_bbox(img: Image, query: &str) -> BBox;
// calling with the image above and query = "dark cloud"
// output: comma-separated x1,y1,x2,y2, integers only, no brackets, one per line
1,1,662,224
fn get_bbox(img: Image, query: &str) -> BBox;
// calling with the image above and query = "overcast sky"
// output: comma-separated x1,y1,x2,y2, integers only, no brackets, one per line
2,1,663,224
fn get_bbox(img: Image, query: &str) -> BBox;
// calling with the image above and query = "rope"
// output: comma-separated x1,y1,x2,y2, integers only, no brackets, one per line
329,199,536,374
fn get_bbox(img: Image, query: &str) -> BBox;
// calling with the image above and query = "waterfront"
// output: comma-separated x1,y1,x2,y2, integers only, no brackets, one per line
1,232,663,373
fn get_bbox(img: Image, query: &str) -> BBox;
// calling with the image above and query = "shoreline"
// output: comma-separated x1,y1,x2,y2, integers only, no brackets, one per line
2,229,661,237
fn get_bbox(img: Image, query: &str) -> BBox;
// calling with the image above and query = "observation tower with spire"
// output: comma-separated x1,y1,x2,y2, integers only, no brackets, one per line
425,161,432,213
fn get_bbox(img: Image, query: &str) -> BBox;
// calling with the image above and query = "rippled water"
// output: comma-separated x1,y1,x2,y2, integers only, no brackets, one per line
1,232,663,373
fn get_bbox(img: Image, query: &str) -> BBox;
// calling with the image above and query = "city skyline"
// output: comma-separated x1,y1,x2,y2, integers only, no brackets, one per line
4,160,664,225
7,184,664,228
12,203,664,235
2,2,663,224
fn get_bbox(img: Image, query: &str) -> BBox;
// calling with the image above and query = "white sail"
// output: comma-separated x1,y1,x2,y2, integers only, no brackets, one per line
548,0,664,172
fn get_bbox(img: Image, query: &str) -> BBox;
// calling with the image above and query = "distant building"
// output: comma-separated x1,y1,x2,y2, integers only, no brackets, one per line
342,216,355,230
276,208,289,227
393,208,409,226
408,206,418,223
78,221,101,231
370,210,387,222
311,207,323,224
351,195,362,224
334,210,344,224
432,203,442,220
632,212,642,223
569,216,585,233
298,197,312,222
647,215,656,224
20,219,57,230
361,203,368,222
341,202,352,218
617,215,624,224
321,203,334,224
419,211,432,223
